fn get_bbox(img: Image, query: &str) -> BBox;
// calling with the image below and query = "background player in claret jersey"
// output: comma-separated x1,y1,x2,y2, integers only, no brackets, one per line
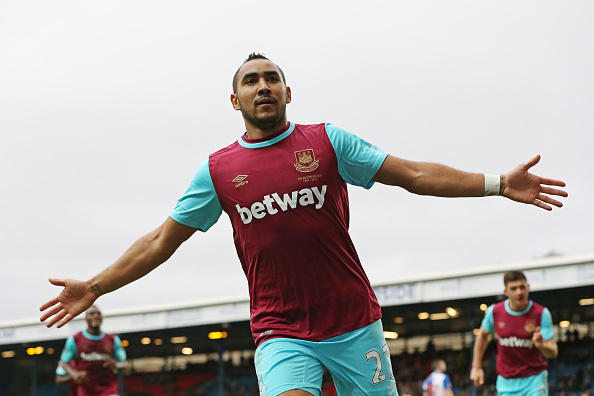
58,305,127,396
470,270,558,395
422,359,454,396
40,53,567,396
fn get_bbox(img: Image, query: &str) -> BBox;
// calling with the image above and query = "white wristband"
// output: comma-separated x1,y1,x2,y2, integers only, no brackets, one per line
484,174,501,196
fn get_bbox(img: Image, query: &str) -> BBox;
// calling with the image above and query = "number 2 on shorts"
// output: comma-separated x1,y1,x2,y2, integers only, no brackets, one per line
365,343,394,385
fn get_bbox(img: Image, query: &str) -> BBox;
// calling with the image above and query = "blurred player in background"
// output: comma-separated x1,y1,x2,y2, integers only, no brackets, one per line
59,305,127,396
40,53,567,396
471,270,558,395
422,359,454,396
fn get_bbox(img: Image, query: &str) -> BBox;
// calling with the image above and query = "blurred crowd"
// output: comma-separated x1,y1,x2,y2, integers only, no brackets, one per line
30,326,594,396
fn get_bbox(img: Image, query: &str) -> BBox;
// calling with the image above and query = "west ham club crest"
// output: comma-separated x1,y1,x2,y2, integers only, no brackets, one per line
294,149,319,173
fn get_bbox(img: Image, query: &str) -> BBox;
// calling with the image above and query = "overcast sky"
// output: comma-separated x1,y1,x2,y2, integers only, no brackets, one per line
1,1,592,324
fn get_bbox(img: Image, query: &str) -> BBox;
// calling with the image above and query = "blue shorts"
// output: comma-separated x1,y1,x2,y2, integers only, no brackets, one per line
254,319,399,396
497,370,548,396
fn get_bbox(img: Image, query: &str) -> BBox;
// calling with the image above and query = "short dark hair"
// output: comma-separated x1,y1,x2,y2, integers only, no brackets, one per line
85,305,101,317
232,52,286,93
503,270,527,286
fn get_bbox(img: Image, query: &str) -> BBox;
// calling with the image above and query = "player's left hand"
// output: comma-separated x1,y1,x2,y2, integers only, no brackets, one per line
532,326,544,349
503,155,567,211
104,357,117,371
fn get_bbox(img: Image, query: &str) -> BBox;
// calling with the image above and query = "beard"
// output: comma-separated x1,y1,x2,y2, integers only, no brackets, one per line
239,100,287,131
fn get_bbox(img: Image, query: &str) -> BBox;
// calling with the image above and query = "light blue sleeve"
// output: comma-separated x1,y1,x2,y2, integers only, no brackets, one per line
60,337,77,363
325,123,388,189
55,361,67,375
169,158,223,231
481,305,495,333
540,308,555,340
113,335,127,362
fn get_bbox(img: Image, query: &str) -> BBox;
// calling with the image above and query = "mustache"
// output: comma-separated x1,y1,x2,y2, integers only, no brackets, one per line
255,96,277,106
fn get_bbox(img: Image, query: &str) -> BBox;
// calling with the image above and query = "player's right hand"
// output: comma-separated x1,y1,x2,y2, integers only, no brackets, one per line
39,278,97,328
470,367,485,386
532,325,545,349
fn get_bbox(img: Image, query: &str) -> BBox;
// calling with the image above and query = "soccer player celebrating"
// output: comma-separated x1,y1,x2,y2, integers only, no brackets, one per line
470,270,558,395
41,53,566,396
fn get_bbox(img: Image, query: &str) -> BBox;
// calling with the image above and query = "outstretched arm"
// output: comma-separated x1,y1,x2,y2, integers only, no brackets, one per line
371,154,567,210
40,217,198,328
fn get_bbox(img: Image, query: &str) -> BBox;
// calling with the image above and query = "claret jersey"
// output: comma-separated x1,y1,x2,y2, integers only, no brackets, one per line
170,122,388,345
482,300,553,378
60,330,127,396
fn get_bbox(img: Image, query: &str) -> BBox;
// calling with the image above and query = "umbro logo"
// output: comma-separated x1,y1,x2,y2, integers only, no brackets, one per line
233,175,249,188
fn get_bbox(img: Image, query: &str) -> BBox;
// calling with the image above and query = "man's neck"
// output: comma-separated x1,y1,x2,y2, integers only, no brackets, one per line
87,327,101,336
244,117,288,140
508,300,529,312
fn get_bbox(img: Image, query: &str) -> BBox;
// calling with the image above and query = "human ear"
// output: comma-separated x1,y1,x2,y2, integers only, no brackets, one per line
230,94,241,110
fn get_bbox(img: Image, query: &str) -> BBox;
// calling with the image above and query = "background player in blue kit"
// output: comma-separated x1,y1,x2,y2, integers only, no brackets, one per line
422,359,454,396
40,53,567,396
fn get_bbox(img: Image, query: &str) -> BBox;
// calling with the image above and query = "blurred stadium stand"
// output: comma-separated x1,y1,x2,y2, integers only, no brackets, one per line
1,253,593,395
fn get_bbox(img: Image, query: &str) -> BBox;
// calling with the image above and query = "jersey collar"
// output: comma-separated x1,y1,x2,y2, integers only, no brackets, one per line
238,122,295,149
504,299,533,316
82,329,106,340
